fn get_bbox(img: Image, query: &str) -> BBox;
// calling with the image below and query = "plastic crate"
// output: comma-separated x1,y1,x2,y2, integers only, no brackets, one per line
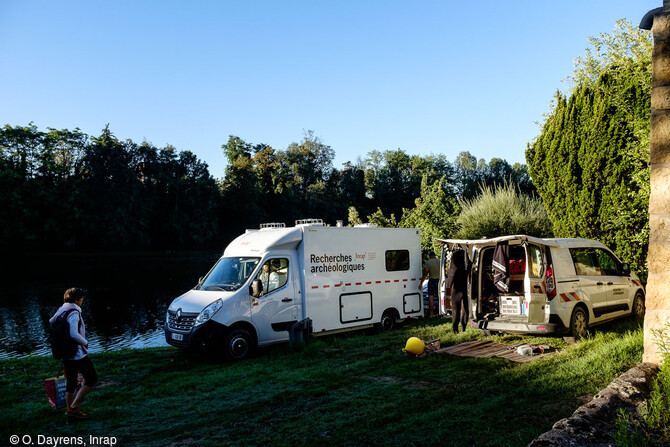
500,295,521,315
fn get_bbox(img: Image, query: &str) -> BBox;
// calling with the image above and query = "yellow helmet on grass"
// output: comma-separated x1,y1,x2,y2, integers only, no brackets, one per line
402,337,426,355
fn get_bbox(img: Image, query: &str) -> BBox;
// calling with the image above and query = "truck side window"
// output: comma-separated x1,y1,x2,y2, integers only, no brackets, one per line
595,249,620,276
527,244,544,279
256,258,289,295
385,250,410,271
570,248,601,276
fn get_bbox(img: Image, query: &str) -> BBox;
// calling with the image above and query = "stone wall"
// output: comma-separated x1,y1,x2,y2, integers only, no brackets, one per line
645,8,670,364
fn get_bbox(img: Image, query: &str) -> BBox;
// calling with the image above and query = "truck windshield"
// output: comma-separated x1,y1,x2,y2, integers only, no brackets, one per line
198,257,260,292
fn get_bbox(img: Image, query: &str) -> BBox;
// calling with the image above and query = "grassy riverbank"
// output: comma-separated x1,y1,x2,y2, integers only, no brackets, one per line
0,318,643,447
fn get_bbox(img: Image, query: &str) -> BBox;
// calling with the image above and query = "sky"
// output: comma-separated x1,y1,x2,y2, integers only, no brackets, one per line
0,0,660,179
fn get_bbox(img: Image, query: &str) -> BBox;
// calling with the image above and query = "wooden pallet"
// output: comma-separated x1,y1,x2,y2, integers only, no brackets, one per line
433,340,556,363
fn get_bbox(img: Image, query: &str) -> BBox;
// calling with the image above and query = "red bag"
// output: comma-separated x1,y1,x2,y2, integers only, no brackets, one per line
44,370,83,409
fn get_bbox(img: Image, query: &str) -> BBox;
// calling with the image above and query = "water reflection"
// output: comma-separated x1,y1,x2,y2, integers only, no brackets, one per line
0,251,221,359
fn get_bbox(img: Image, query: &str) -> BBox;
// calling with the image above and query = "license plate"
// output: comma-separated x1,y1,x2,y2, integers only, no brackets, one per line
171,333,183,341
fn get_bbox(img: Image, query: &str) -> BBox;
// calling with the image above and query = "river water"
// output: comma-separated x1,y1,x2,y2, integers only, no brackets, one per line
0,251,222,359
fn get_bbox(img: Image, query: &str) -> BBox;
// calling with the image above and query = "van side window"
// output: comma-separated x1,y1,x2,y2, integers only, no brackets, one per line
570,249,601,276
256,258,289,295
595,249,620,276
527,244,544,278
386,250,410,271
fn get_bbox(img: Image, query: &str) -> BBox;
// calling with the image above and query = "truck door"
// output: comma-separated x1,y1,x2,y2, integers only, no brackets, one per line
569,248,609,322
594,248,630,317
250,256,300,344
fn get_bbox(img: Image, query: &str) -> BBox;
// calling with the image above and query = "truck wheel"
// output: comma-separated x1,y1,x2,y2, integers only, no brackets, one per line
570,307,589,339
224,328,254,360
379,310,396,332
632,293,645,322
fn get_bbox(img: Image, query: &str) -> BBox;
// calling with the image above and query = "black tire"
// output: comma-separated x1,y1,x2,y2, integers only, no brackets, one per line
570,306,589,339
632,292,645,322
224,328,255,360
379,310,396,332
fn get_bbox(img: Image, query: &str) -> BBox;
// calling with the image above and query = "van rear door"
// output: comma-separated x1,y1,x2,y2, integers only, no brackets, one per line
524,243,547,323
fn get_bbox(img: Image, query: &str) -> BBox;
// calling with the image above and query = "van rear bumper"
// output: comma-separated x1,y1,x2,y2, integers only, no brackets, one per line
472,319,562,335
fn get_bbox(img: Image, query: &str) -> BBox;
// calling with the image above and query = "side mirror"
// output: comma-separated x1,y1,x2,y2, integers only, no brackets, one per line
621,263,631,276
250,279,263,298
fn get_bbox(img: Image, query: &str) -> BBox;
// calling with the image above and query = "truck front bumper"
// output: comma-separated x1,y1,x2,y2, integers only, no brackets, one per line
164,320,225,350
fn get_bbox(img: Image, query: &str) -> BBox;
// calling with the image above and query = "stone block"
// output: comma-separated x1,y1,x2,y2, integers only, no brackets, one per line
643,309,670,364
645,272,670,311
653,40,670,84
652,86,670,110
650,141,670,164
649,163,670,214
649,114,670,153
653,13,670,40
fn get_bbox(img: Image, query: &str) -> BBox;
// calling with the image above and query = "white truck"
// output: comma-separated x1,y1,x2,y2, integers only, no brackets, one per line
165,219,423,359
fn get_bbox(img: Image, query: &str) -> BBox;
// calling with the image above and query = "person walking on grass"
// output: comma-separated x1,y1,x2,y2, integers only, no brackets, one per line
49,287,98,419
419,251,440,318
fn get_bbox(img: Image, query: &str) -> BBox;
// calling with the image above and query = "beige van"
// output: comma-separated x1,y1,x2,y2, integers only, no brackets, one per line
436,235,645,338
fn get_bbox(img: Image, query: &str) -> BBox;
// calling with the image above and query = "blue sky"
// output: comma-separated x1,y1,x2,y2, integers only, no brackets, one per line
0,1,659,179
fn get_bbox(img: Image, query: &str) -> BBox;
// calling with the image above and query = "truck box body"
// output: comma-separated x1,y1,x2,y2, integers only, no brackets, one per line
165,221,422,358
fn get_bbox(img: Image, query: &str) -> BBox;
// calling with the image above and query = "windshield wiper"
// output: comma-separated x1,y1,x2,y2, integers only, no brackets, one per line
203,286,226,291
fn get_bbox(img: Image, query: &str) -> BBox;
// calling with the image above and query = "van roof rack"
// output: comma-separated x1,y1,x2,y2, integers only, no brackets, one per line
295,218,325,227
260,222,286,229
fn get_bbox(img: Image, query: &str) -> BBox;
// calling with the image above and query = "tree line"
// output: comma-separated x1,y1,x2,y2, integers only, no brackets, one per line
2,19,649,283
0,124,533,251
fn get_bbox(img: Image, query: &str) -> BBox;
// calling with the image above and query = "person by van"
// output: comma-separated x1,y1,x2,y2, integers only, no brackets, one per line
419,251,440,317
446,250,471,334
49,288,98,419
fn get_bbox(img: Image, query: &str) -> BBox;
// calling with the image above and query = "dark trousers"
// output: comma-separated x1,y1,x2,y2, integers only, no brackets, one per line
451,290,469,334
62,356,98,392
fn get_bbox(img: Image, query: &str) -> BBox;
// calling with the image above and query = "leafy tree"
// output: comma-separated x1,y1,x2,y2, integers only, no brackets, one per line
367,207,397,228
347,206,362,226
526,19,651,279
455,182,553,239
400,176,460,252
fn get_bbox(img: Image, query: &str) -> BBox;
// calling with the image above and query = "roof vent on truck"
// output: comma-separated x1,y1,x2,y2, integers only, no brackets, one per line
260,222,286,229
295,218,325,227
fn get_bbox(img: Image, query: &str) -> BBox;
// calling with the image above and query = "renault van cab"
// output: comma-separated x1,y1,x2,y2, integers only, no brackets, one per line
435,235,645,338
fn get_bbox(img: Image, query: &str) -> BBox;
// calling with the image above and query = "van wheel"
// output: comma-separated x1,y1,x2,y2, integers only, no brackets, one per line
570,307,589,339
224,328,254,360
379,310,396,332
632,293,645,322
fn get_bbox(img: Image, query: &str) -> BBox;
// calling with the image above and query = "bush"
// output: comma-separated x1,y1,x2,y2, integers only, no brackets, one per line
455,182,553,239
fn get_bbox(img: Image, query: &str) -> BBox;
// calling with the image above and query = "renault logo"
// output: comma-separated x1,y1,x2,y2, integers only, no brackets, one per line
176,308,182,321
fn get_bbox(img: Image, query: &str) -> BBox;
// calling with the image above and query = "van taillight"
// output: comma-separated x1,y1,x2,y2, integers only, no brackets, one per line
546,265,556,300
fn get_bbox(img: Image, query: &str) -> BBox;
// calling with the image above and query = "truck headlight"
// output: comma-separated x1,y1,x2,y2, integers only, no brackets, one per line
195,299,223,326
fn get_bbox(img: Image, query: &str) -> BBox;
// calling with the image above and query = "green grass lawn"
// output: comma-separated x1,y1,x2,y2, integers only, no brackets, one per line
0,318,644,447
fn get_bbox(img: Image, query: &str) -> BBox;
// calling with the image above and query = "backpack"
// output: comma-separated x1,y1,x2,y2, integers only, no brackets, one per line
49,309,81,360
